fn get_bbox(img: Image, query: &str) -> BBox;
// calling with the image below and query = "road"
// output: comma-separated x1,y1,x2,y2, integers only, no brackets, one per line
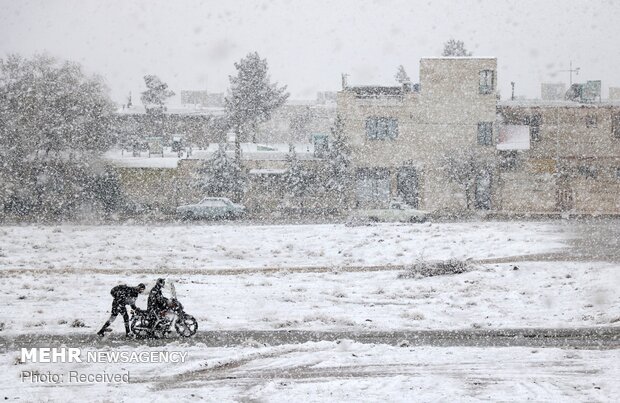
2,327,619,352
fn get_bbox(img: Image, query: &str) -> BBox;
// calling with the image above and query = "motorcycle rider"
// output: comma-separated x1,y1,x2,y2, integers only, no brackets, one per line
147,278,171,322
97,283,146,337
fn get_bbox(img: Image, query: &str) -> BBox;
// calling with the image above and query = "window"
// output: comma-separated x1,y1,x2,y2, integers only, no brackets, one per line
577,165,597,179
585,114,598,128
499,150,519,170
527,113,542,142
200,199,228,207
355,168,390,206
477,122,493,145
612,114,620,138
365,117,398,140
479,70,494,94
616,167,620,179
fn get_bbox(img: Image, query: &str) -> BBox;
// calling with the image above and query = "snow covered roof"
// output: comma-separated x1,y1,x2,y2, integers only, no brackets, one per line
249,168,287,175
116,104,225,116
421,56,497,60
104,143,317,168
499,100,620,108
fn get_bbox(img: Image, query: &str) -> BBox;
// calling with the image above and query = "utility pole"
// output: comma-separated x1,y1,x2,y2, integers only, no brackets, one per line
510,82,515,100
560,61,580,85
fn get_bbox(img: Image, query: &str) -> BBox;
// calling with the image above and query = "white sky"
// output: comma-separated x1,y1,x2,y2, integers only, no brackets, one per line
1,0,618,104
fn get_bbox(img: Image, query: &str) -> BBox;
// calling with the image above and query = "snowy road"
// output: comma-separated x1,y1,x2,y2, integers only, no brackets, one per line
3,327,619,351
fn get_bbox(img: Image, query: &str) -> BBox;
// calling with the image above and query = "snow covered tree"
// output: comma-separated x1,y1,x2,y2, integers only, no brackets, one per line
282,144,306,207
325,116,352,195
140,75,175,110
442,39,472,57
395,65,410,84
442,149,494,210
195,143,243,198
140,75,174,138
225,52,289,160
0,54,118,220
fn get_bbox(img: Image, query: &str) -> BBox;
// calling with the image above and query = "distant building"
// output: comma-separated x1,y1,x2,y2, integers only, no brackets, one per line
338,57,620,215
609,87,620,100
109,57,620,217
541,83,566,100
180,90,225,107
316,91,338,104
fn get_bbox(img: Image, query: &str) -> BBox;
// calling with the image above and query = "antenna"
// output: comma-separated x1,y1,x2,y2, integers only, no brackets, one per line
559,61,580,85
341,73,349,90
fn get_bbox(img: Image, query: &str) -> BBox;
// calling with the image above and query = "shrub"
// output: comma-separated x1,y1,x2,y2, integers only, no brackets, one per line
398,259,472,279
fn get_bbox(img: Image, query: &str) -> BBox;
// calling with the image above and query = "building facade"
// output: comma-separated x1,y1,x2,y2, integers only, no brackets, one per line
338,57,498,212
337,57,620,215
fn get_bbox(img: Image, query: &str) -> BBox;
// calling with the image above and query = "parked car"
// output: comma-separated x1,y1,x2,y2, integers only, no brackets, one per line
176,197,245,220
348,200,427,224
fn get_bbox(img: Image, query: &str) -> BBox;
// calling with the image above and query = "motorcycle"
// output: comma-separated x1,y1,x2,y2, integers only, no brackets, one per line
130,298,198,339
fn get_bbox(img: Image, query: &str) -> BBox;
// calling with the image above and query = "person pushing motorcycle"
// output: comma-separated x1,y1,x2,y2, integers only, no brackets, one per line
97,283,146,337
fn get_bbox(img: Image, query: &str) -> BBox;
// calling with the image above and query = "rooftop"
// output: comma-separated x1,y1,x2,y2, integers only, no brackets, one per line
499,100,620,108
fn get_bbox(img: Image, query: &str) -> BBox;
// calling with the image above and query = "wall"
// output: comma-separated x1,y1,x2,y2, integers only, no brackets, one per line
337,57,498,212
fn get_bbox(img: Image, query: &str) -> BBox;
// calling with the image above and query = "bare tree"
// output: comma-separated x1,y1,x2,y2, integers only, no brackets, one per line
442,39,472,57
442,149,494,210
395,65,411,84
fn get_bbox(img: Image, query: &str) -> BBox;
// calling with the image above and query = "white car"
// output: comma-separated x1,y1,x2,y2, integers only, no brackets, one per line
176,197,245,219
349,201,427,223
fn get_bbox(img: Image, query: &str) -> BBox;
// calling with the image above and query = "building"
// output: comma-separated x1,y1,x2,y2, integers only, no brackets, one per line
109,57,620,217
496,101,620,214
337,57,620,215
338,57,498,212
180,90,225,107
541,83,566,100
255,100,336,144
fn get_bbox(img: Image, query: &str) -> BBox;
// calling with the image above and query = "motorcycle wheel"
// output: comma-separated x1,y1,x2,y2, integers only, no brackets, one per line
175,315,198,337
152,325,168,339
130,314,151,339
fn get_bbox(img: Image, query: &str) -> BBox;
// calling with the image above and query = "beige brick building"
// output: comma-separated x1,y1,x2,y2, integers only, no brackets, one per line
337,57,620,215
496,102,620,214
338,57,499,212
110,57,620,218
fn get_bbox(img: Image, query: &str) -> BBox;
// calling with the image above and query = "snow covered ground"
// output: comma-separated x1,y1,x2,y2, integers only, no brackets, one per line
2,342,618,402
1,221,618,401
1,261,618,335
0,221,566,271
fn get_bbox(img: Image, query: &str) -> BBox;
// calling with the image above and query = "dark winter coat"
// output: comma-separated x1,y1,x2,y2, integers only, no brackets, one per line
110,285,141,310
147,283,169,312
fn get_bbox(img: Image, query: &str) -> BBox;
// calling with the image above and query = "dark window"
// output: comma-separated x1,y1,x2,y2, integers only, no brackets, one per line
612,114,620,138
479,70,494,94
616,167,620,179
577,165,597,179
366,117,398,140
527,113,542,142
585,114,598,128
477,122,493,145
499,150,519,170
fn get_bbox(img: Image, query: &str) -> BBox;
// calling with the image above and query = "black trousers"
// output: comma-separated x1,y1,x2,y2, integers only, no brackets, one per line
99,299,131,334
